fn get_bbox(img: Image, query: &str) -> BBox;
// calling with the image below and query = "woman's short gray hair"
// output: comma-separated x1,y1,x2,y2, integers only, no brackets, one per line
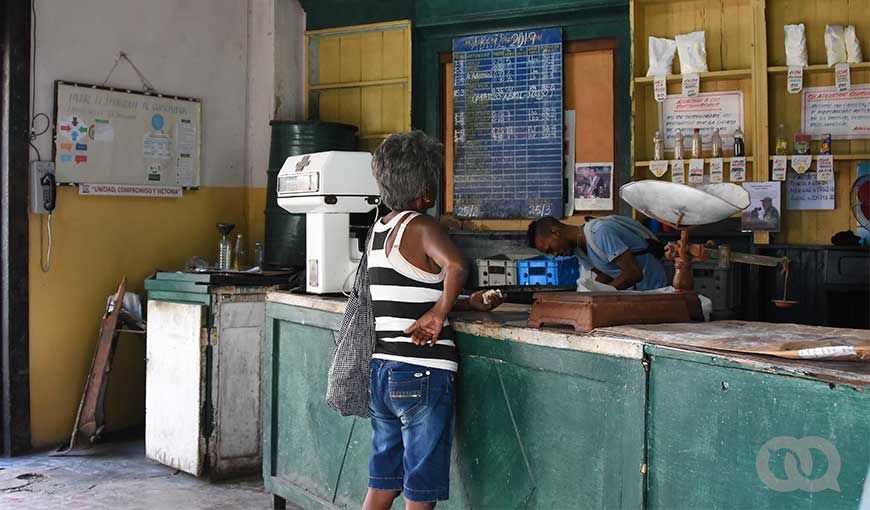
371,131,443,210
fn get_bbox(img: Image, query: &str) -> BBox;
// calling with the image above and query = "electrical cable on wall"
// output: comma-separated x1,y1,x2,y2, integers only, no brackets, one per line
30,0,54,273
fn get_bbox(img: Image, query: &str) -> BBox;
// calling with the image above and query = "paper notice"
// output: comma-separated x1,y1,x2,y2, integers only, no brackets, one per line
147,163,163,182
772,156,787,181
671,159,685,183
816,154,834,181
787,66,803,94
654,76,667,102
92,119,113,142
709,158,724,182
144,134,172,159
791,154,813,174
649,160,669,178
729,157,746,182
176,154,195,187
177,118,196,154
682,73,699,97
688,158,704,183
835,63,851,93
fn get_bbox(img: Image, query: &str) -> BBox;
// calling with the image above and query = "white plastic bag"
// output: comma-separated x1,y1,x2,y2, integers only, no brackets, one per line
646,36,677,77
845,25,863,64
784,24,808,67
825,25,847,67
675,31,709,74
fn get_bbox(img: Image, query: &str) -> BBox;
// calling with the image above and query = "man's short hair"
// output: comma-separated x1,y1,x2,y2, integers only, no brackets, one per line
526,216,560,248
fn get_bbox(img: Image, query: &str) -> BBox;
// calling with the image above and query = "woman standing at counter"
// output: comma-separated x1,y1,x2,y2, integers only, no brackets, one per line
364,131,503,510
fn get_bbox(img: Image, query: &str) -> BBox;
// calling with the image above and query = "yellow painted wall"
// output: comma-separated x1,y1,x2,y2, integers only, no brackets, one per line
28,186,246,448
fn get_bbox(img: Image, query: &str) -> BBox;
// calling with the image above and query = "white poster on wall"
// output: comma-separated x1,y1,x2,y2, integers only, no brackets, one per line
658,91,744,153
801,84,870,139
786,172,835,210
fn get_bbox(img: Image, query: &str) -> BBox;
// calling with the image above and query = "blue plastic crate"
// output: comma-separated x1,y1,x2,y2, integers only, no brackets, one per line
516,256,579,286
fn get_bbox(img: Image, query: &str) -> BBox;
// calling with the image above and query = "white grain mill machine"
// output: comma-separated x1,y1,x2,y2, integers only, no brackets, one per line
276,151,381,294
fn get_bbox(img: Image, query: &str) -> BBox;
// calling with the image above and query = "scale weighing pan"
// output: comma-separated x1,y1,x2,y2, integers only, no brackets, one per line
620,180,750,226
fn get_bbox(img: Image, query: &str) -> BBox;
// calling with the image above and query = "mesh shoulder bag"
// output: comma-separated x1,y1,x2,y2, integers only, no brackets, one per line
325,227,375,418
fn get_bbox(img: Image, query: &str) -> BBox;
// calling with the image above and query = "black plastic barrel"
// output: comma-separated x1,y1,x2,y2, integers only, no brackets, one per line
264,121,358,269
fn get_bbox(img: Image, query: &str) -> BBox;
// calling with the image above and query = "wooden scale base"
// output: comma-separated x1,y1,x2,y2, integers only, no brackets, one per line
528,291,704,332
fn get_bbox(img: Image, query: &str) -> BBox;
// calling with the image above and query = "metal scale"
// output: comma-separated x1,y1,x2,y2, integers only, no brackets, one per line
529,180,796,332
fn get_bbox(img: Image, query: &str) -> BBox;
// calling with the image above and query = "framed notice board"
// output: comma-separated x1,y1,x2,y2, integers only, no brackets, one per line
53,81,202,187
452,28,564,219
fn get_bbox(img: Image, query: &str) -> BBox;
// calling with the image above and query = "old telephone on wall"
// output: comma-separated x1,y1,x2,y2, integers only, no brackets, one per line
30,161,56,214
31,161,55,273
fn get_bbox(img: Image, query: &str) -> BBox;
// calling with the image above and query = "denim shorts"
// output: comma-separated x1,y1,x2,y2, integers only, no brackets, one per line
368,359,455,502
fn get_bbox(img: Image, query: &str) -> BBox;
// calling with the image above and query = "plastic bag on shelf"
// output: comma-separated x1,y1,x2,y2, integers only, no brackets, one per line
676,31,709,74
825,25,847,67
845,25,863,64
784,24,808,67
646,36,677,77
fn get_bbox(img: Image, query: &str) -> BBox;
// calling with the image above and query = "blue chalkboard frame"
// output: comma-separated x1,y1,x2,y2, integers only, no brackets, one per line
452,28,564,219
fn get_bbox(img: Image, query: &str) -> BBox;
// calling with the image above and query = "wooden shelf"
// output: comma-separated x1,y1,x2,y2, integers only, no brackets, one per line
309,77,408,91
767,62,870,74
635,156,755,167
767,154,870,161
633,69,753,84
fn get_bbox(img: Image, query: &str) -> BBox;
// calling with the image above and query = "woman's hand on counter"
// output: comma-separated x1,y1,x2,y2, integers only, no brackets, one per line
467,290,505,312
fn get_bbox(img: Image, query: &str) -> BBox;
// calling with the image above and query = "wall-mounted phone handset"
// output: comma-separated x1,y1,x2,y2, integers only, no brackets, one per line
41,172,56,213
30,161,56,215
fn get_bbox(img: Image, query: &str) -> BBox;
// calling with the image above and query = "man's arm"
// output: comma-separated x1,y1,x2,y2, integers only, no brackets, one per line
608,251,643,289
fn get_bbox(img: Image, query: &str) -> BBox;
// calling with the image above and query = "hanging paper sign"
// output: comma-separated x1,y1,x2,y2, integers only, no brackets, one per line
816,155,834,181
787,66,803,94
78,183,183,198
649,160,669,178
791,154,813,174
682,73,700,97
688,159,705,183
801,84,870,139
786,172,835,210
671,160,685,183
772,156,788,181
709,158,724,183
654,76,667,102
729,157,746,182
835,63,851,93
659,92,744,151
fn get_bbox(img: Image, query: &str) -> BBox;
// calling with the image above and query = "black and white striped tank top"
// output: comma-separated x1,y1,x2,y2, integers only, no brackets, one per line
368,210,458,372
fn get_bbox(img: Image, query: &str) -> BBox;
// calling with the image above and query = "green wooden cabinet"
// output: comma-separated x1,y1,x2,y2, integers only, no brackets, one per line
263,303,645,509
263,299,870,510
646,346,870,510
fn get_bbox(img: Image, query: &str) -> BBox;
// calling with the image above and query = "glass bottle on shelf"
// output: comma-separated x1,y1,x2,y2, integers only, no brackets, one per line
775,124,788,155
733,128,745,157
711,130,722,158
216,223,235,271
653,130,665,160
691,128,703,159
254,241,264,270
232,233,246,270
673,129,684,160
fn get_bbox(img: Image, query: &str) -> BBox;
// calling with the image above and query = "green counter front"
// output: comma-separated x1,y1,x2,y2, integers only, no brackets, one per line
262,292,870,510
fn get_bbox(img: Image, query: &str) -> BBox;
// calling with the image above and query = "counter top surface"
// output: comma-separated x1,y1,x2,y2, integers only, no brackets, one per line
266,291,870,386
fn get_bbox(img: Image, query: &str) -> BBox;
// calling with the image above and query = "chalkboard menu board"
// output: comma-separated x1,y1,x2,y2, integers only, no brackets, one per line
452,28,563,219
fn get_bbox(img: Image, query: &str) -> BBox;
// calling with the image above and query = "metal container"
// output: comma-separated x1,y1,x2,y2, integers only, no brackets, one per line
265,121,358,269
